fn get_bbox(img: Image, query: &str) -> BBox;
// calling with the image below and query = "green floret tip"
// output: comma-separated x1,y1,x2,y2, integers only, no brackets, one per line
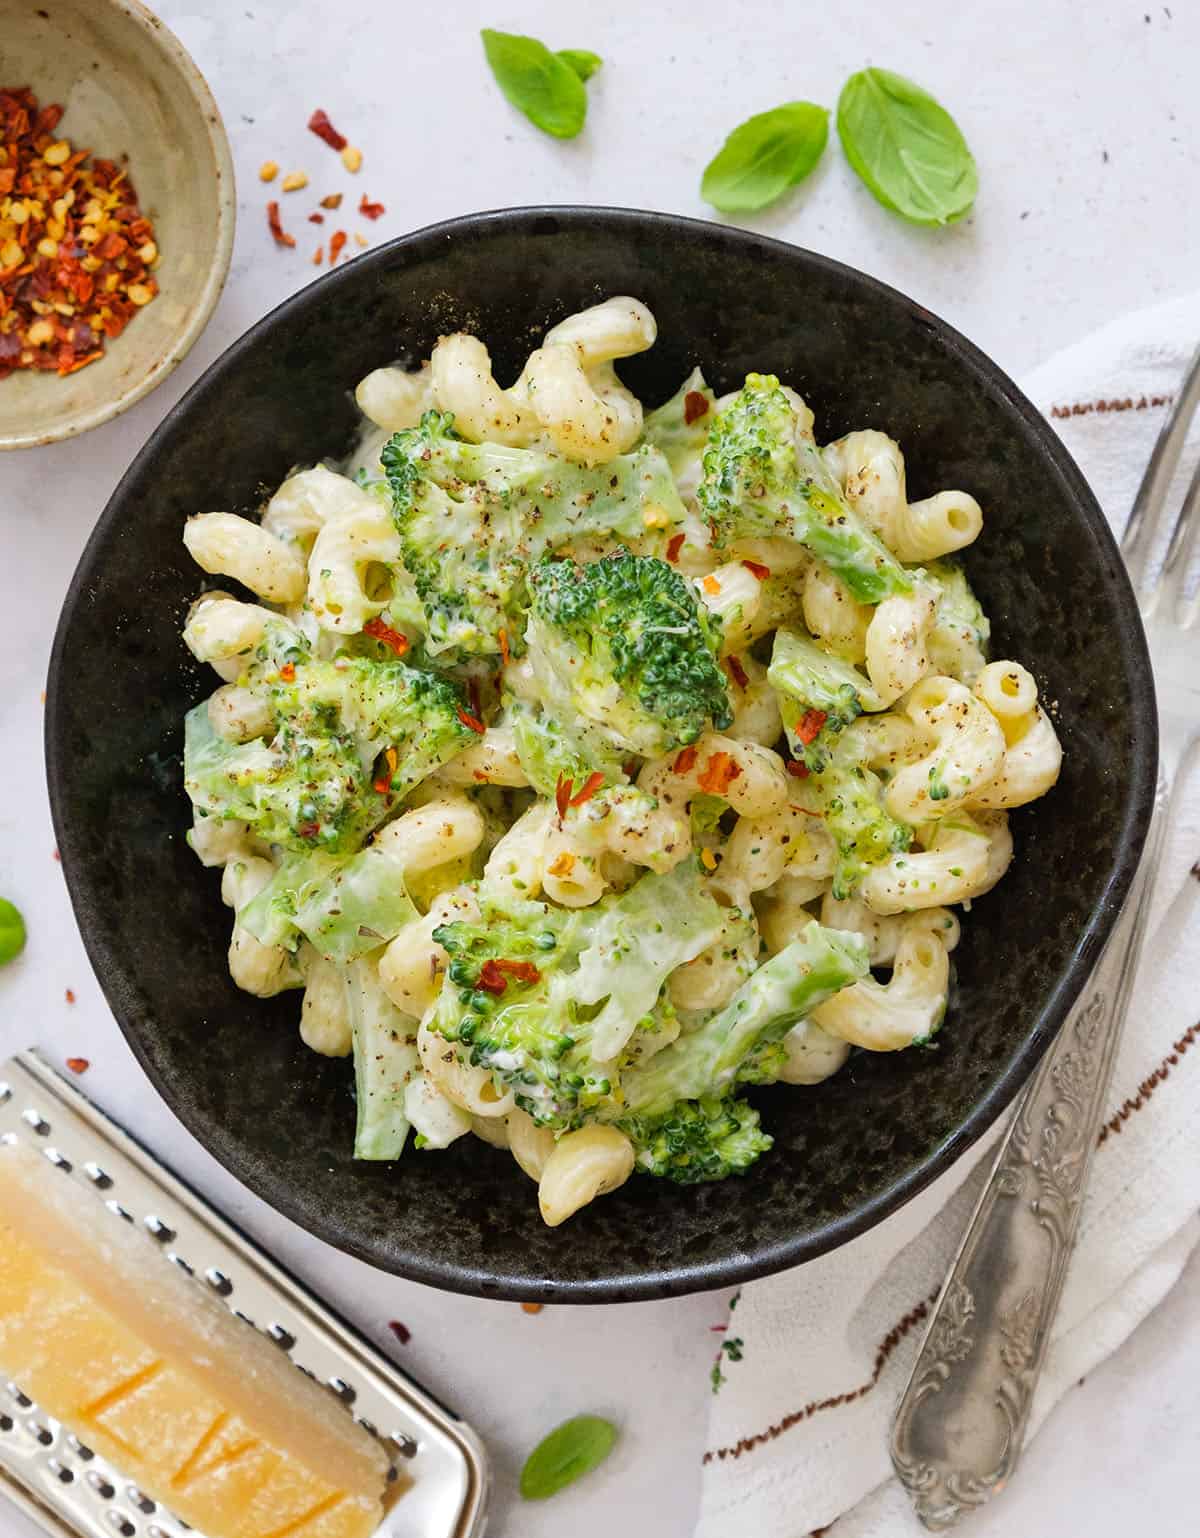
696,374,911,604
793,755,914,899
526,549,732,759
622,1094,772,1184
382,411,686,659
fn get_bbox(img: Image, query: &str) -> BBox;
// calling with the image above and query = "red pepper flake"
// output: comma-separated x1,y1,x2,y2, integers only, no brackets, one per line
362,616,409,655
569,770,605,807
266,200,295,248
555,774,573,820
320,192,343,210
697,752,743,795
307,108,348,152
358,194,385,220
328,229,348,263
373,745,399,795
308,212,325,224
387,1320,412,1345
297,820,321,840
52,847,61,862
786,760,811,779
498,628,510,665
279,661,295,682
673,745,699,775
457,707,486,735
742,559,771,581
66,1056,89,1074
684,390,710,425
494,958,541,985
666,532,686,564
521,1302,545,1315
796,708,828,745
725,655,749,690
702,574,722,596
64,988,76,1005
477,959,508,996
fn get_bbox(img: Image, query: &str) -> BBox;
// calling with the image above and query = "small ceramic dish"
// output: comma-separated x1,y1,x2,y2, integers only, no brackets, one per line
0,0,235,451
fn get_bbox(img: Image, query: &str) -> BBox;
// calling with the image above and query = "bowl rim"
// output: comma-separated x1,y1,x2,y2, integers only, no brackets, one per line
46,205,1159,1301
0,0,236,452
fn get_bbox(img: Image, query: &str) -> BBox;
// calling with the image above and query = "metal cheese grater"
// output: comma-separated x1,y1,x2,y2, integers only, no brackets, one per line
0,1049,490,1538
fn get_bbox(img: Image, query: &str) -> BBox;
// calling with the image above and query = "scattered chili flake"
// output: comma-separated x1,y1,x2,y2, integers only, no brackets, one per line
52,847,60,862
258,159,279,182
684,390,710,425
697,752,743,795
477,959,508,995
0,85,162,380
742,559,771,581
266,200,295,248
297,820,322,840
328,229,347,263
796,708,828,745
308,212,325,224
278,661,295,682
702,574,722,595
64,988,76,1004
66,1057,89,1074
307,108,347,152
362,616,409,655
354,233,369,248
521,1302,544,1315
320,192,343,210
359,194,385,220
341,145,363,173
373,746,399,795
554,775,573,820
786,760,811,779
494,958,541,985
725,655,749,690
280,170,309,193
673,745,698,775
387,1320,412,1345
547,849,576,878
666,531,686,563
312,246,323,266
498,628,511,665
569,771,605,807
457,707,486,734
700,847,719,871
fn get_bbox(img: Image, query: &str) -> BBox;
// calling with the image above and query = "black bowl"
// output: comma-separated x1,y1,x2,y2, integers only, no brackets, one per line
46,208,1157,1301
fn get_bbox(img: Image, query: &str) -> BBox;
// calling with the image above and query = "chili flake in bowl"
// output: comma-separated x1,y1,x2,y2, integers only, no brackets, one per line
0,0,234,450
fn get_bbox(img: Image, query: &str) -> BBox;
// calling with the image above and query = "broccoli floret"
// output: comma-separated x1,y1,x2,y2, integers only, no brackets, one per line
526,551,732,758
769,628,884,771
184,652,472,852
624,1094,772,1183
696,375,911,604
382,411,686,658
793,755,914,899
427,861,727,1126
507,696,626,798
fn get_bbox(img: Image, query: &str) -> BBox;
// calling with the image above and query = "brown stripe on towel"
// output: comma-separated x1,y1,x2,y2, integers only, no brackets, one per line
1049,393,1173,419
1098,1022,1199,1144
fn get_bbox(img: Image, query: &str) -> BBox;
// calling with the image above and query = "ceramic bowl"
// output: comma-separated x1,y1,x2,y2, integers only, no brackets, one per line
46,208,1157,1301
0,0,234,450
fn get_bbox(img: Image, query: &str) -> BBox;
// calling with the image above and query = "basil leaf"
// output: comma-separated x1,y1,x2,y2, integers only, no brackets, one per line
701,102,829,214
836,68,977,226
558,49,602,83
481,29,589,139
520,1414,618,1500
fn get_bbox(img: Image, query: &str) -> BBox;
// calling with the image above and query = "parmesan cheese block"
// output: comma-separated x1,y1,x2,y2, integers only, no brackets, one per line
0,1140,389,1538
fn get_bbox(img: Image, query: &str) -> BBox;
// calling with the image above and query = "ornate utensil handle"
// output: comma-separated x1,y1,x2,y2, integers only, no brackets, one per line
891,787,1167,1530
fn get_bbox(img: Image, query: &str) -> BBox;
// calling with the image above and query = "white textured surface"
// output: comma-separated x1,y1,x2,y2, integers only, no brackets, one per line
0,2,1197,1535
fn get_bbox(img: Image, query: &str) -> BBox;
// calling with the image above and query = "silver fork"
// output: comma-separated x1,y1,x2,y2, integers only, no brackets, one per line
890,345,1200,1529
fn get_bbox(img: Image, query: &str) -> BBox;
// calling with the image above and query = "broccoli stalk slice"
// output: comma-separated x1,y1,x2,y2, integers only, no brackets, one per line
641,367,718,476
382,411,687,658
618,925,870,1117
697,374,911,604
526,550,732,758
344,958,420,1160
769,627,884,770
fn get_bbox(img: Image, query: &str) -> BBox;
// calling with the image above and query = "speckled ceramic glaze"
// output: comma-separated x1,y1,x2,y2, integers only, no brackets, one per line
0,0,234,450
46,209,1157,1301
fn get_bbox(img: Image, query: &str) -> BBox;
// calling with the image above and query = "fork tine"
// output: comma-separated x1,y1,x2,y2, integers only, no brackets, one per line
1157,453,1200,629
1121,341,1200,599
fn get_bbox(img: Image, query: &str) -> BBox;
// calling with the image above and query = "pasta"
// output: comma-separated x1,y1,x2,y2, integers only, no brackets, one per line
179,296,1062,1226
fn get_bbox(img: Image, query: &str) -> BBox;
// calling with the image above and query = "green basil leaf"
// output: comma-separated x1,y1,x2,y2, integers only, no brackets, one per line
557,49,602,83
520,1414,618,1500
701,102,829,214
481,29,589,139
836,68,977,226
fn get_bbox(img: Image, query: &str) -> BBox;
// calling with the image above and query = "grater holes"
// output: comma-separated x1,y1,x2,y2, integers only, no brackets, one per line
84,1160,113,1189
354,1414,378,1437
0,1079,11,1103
106,1199,134,1223
21,1108,50,1135
267,1323,296,1351
48,1458,74,1484
31,1423,54,1446
0,1416,12,1433
44,1146,72,1171
144,1215,175,1242
232,1308,255,1327
328,1376,356,1404
127,1484,156,1513
7,1384,33,1408
167,1252,194,1275
87,1470,116,1499
205,1266,233,1297
67,1432,95,1459
106,1512,136,1537
391,1431,419,1460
